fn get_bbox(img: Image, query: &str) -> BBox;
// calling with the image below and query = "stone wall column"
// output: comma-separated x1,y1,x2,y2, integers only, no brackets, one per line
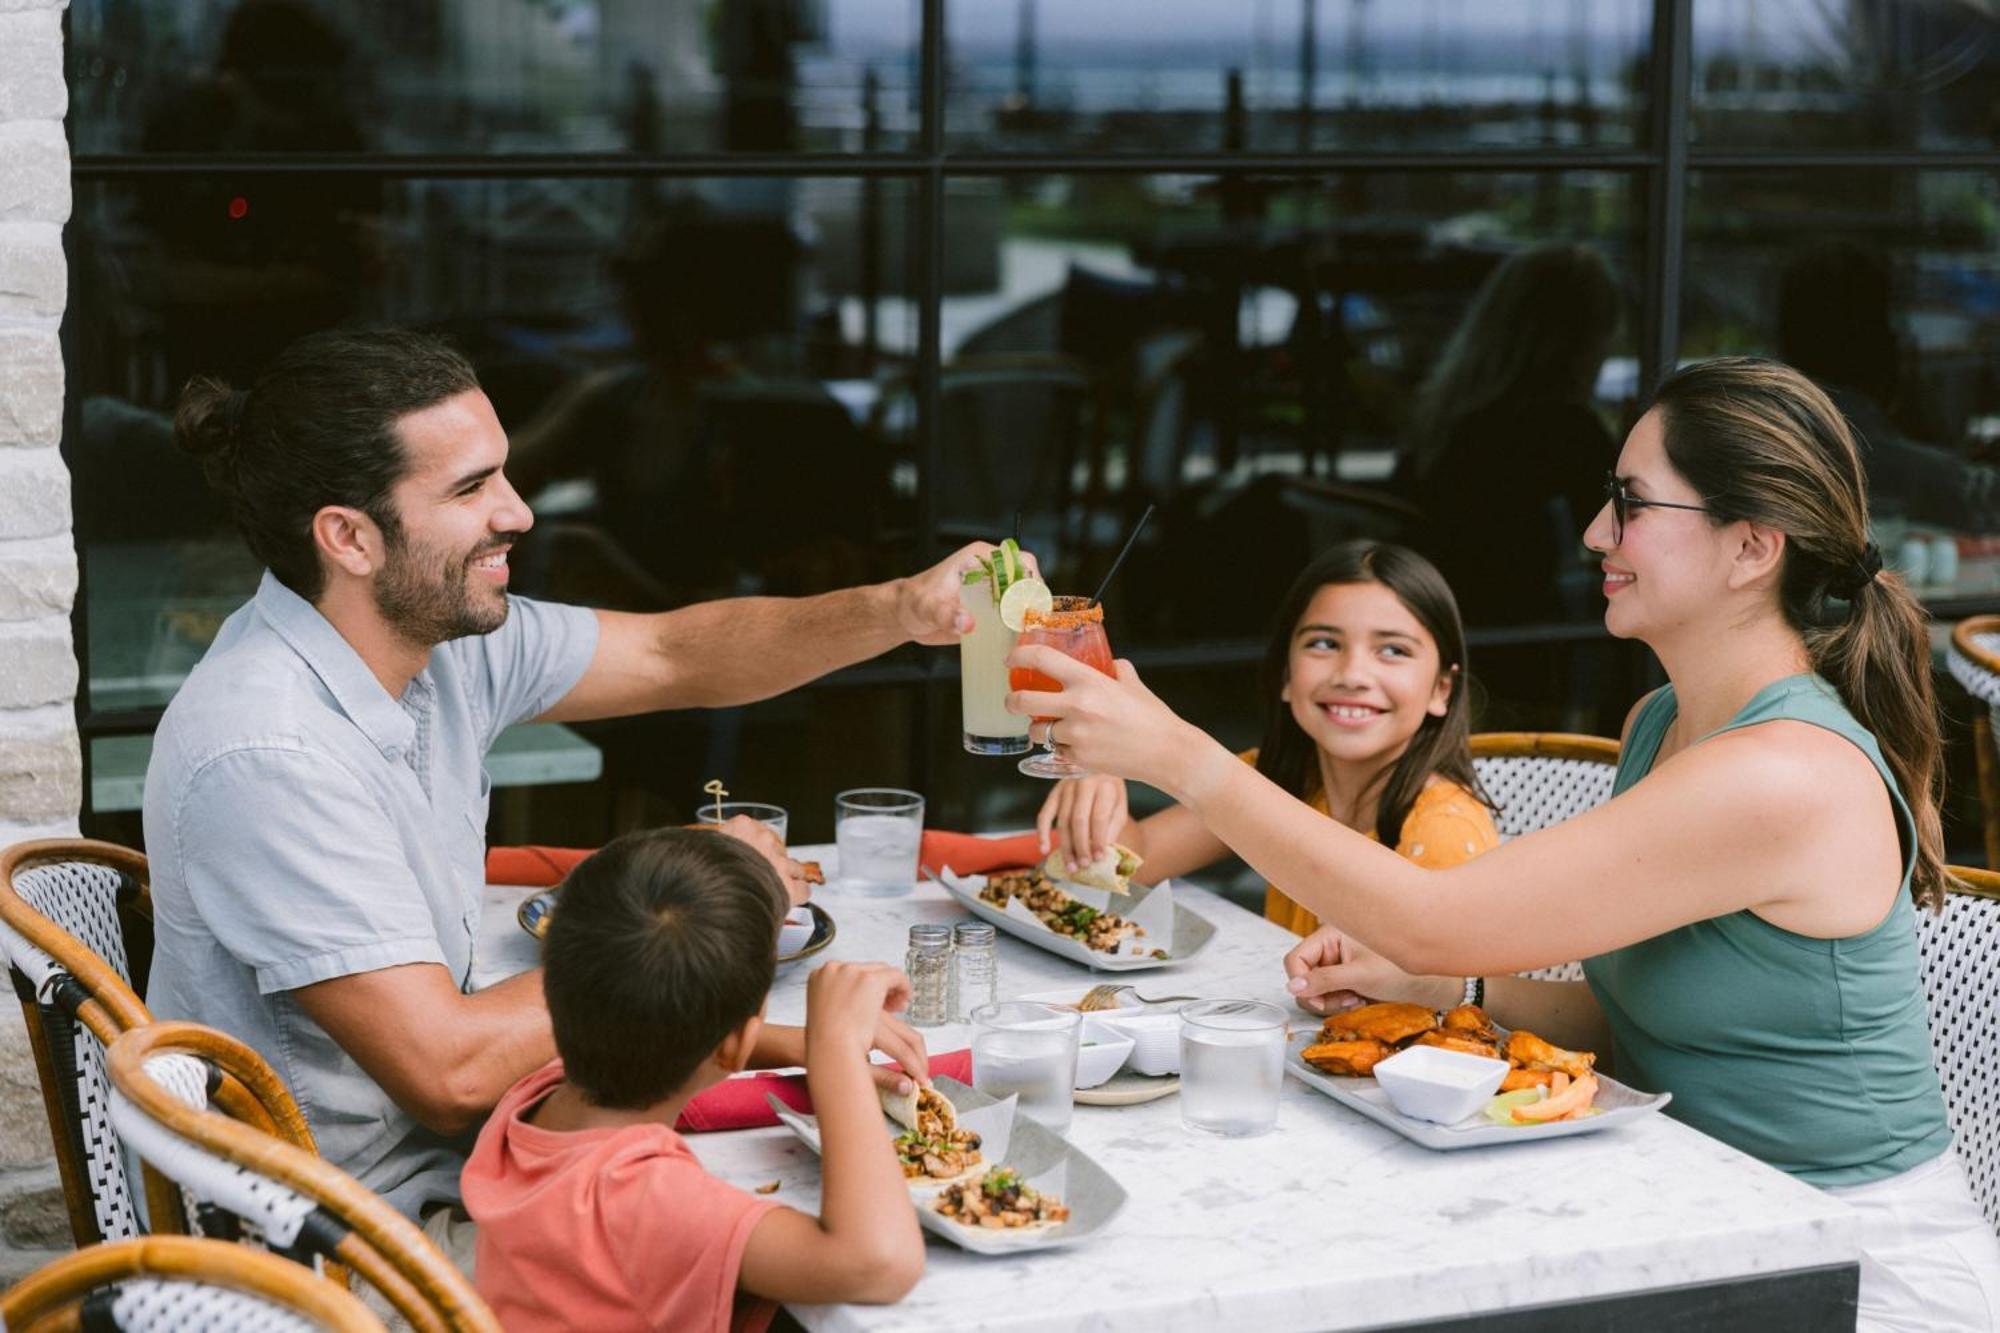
0,0,81,1282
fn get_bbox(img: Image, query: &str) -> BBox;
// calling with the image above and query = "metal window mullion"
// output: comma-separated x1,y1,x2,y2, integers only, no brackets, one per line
1640,0,1692,397
912,0,946,798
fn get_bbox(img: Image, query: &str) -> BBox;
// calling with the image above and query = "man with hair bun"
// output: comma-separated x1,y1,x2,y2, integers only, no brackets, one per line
145,327,1022,1272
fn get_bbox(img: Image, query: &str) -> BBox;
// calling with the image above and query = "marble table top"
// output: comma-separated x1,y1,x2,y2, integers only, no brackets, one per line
476,842,1859,1333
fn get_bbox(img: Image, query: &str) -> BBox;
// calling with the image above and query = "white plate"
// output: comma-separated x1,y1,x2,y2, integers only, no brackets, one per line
1285,1031,1671,1149
935,872,1215,972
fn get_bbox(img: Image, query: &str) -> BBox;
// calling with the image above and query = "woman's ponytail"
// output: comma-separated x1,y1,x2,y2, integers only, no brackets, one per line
1808,566,1949,910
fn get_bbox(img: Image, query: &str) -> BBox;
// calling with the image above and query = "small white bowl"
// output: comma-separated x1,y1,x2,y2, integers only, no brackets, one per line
777,908,815,956
1371,1046,1509,1124
1073,1018,1135,1089
1103,1011,1183,1076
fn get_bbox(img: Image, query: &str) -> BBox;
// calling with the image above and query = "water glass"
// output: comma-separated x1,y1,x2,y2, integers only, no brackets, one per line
1179,999,1288,1138
833,788,924,897
695,801,789,843
971,1001,1081,1136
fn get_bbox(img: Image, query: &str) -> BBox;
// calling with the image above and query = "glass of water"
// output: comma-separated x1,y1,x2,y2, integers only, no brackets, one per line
1179,999,1287,1138
971,1001,1081,1136
695,801,789,843
833,788,924,897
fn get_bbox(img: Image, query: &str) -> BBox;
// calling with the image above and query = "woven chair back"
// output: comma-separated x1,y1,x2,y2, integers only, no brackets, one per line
1470,733,1622,983
108,1023,502,1333
0,839,158,1245
1,1235,383,1332
1947,617,2000,871
1923,867,2000,1236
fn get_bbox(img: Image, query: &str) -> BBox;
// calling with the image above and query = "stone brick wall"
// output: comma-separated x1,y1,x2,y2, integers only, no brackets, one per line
0,0,80,1283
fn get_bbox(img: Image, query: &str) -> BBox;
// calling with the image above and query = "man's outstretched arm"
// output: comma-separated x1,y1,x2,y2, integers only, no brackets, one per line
536,541,1037,721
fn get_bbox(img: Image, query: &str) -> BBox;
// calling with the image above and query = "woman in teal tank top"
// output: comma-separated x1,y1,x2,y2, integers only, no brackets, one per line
1010,357,1999,1328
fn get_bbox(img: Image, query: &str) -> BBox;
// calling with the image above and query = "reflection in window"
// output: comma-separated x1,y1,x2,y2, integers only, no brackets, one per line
1686,170,2000,548
69,0,919,156
946,0,1651,152
1693,0,2000,150
931,172,1637,673
70,174,922,715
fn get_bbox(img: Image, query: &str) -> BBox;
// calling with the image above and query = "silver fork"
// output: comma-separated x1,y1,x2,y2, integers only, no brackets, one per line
1076,983,1199,1012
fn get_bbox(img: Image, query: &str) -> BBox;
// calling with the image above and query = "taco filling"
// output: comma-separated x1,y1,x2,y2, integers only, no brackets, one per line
933,1167,1070,1230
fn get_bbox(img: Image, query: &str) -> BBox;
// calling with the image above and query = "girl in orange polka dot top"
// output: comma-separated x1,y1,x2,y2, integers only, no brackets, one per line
1037,541,1499,935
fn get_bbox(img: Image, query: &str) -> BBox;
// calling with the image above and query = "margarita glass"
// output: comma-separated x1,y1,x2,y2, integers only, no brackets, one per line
1008,596,1114,778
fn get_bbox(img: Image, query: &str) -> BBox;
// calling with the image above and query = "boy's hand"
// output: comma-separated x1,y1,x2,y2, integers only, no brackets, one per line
805,962,929,1094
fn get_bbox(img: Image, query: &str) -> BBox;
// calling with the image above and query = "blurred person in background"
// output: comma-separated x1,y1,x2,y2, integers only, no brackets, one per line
1399,243,1622,629
1778,241,2000,536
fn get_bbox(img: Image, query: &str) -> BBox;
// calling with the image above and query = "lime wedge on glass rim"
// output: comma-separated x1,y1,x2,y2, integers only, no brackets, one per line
999,576,1053,632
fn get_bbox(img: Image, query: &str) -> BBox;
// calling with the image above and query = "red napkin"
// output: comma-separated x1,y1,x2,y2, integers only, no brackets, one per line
918,830,1041,879
486,845,593,888
675,1049,976,1133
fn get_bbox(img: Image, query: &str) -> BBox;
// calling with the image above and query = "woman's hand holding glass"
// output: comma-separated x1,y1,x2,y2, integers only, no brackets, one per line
1005,644,1217,796
1036,776,1130,873
1283,924,1461,1017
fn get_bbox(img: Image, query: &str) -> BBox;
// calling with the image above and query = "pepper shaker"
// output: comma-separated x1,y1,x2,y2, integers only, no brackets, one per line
950,921,998,1022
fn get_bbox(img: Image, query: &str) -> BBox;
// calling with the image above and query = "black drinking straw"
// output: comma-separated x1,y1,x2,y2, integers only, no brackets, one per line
1089,504,1155,607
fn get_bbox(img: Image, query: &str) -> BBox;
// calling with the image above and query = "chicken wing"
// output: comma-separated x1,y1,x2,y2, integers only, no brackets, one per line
1499,1067,1556,1093
1504,1030,1596,1079
1410,1028,1501,1060
1300,1037,1394,1077
1441,1004,1500,1043
1319,1001,1437,1046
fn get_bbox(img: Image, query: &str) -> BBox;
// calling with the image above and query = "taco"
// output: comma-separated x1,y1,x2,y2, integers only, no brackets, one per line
880,1085,984,1184
1043,843,1143,895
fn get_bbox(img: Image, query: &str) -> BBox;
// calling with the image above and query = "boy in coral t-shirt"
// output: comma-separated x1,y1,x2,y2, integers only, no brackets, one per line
462,829,925,1332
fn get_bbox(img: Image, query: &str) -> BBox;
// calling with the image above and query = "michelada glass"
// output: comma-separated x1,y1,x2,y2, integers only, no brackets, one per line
959,575,1031,755
1008,596,1114,778
971,1001,1081,1136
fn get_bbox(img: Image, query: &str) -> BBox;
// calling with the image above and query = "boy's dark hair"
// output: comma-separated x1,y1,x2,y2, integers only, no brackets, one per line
542,828,789,1109
173,328,481,600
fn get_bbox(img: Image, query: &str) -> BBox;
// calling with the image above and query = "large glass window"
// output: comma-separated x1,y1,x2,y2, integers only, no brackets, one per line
61,1,2000,859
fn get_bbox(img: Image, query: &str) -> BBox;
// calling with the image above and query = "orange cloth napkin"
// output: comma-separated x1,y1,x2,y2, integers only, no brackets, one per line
675,1049,976,1133
490,832,1041,889
917,830,1041,879
485,845,593,888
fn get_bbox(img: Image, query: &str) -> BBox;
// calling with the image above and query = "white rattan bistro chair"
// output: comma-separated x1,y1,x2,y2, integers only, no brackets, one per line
0,837,180,1244
1921,866,2000,1236
1470,733,1623,982
0,839,320,1247
0,1235,384,1333
107,1022,502,1333
1947,616,2000,870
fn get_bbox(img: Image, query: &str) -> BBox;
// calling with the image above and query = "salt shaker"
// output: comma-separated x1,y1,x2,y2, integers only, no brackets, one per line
950,922,998,1022
905,924,952,1027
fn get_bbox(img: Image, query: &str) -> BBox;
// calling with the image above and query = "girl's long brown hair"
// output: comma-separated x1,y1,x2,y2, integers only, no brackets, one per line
1648,357,1949,910
1253,541,1494,845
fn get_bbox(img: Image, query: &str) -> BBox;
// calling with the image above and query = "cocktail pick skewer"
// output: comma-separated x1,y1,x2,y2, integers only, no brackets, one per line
703,778,728,825
1088,504,1155,607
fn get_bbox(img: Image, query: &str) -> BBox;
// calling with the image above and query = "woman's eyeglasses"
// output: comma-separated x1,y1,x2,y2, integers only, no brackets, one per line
1603,472,1709,544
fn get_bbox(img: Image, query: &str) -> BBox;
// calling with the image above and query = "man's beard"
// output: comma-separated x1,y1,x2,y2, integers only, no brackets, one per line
374,530,512,646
